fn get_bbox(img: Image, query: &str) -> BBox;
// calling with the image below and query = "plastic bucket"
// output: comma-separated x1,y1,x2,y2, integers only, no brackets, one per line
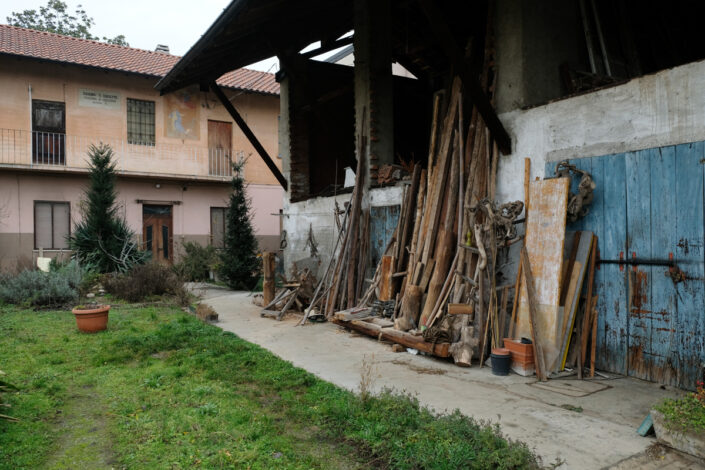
491,348,511,376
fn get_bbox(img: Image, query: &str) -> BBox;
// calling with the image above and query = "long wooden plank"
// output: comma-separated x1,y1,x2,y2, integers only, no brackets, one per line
516,177,570,370
625,150,651,381
510,158,531,337
675,141,705,389
420,78,461,266
648,146,679,385
581,239,598,366
557,232,594,371
521,247,548,381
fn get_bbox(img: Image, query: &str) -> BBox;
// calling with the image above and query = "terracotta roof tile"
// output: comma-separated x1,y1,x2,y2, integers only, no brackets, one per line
0,24,279,95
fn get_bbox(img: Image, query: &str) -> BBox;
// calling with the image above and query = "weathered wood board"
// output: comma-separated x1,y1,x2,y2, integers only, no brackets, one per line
546,144,705,390
556,231,595,371
516,177,570,372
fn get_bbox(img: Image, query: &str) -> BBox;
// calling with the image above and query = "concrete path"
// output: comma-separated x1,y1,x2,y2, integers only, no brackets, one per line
194,286,702,470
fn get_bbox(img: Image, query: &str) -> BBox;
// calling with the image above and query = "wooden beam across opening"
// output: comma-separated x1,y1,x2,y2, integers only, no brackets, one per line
417,0,512,155
301,35,354,59
210,82,288,190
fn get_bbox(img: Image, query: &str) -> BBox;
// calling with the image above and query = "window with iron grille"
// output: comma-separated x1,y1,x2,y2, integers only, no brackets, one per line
34,201,70,250
126,98,155,145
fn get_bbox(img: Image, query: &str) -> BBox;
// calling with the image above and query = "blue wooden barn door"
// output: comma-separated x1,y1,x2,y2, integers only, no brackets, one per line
546,143,704,389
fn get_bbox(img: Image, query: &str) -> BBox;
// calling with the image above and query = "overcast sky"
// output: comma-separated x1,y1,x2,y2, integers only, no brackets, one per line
1,0,280,72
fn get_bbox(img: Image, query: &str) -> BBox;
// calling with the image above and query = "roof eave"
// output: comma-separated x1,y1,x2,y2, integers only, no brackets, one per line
155,0,249,94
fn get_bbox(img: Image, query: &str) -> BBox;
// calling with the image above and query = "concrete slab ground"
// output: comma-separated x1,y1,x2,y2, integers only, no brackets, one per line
191,285,705,470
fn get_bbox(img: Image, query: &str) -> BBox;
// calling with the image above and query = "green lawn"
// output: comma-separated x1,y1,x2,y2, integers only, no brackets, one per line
0,306,541,469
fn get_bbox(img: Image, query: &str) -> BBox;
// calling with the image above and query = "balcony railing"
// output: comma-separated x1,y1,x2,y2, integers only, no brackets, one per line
0,129,239,179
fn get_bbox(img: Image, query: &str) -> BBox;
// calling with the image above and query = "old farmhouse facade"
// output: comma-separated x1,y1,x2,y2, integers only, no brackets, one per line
0,25,283,271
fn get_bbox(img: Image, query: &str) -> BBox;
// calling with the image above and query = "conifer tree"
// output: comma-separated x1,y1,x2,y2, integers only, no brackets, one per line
219,161,260,290
70,144,147,272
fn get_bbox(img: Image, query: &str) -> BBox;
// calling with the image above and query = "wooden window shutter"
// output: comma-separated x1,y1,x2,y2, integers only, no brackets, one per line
35,202,52,249
53,203,70,249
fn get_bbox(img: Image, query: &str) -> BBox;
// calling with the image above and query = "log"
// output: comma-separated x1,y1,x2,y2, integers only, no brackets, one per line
262,252,276,306
395,285,423,331
379,255,395,301
450,325,477,367
448,303,474,315
333,318,450,357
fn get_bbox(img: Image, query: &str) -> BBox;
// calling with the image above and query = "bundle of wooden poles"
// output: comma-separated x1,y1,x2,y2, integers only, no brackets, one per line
298,49,525,365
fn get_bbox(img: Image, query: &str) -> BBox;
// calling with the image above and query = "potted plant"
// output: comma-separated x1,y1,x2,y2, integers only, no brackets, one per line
71,303,110,333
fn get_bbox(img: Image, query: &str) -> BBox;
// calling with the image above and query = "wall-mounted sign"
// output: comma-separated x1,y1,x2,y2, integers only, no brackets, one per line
78,88,121,110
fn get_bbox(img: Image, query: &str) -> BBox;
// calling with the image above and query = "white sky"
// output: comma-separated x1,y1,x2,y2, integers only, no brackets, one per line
0,0,281,72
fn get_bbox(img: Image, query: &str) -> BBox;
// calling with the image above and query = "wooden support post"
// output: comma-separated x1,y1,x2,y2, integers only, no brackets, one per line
417,0,511,154
262,252,276,306
210,83,287,190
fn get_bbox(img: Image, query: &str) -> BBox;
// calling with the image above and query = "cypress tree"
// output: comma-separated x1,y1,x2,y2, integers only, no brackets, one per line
219,161,260,290
70,143,147,272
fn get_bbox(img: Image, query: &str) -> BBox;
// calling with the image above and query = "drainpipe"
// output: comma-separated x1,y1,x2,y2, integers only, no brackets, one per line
28,84,32,130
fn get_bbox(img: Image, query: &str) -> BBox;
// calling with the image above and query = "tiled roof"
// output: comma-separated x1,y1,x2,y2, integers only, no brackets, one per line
0,24,279,95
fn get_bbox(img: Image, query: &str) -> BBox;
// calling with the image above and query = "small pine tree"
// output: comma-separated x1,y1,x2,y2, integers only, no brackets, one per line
70,143,147,273
219,161,260,290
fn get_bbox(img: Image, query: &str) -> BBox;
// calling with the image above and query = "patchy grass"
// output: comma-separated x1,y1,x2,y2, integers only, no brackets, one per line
0,306,541,469
655,381,705,434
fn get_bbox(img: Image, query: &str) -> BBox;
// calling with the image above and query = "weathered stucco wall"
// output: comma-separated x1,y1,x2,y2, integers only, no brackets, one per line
0,56,282,185
282,185,403,279
496,58,705,205
0,172,282,271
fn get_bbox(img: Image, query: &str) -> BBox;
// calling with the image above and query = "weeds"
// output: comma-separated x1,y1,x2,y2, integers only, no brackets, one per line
359,354,378,402
655,380,705,433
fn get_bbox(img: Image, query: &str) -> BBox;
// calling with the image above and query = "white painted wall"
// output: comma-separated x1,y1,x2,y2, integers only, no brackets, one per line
282,184,403,278
496,58,705,205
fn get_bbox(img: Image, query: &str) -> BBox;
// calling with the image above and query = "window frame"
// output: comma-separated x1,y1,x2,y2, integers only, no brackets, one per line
210,207,227,249
126,98,156,146
33,200,71,250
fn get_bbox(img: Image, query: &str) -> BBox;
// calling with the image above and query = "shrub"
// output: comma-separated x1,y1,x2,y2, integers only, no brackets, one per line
172,242,219,282
0,261,83,307
219,161,260,290
70,143,148,273
104,262,187,303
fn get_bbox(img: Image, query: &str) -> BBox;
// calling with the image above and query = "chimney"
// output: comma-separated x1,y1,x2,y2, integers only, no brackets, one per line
155,44,170,54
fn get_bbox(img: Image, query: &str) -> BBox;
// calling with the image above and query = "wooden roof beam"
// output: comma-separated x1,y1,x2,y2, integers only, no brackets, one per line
210,82,288,190
417,0,511,154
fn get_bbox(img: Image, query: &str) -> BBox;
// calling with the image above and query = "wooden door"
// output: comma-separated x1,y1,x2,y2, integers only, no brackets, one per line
545,143,705,389
143,205,173,264
32,100,66,165
208,120,232,176
369,205,401,268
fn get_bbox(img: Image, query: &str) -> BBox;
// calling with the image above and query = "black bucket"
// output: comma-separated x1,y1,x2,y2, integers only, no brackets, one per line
491,351,511,376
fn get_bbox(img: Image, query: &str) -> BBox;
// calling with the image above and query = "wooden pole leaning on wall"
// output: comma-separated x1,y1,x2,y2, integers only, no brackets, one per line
520,246,548,382
262,252,276,306
509,157,531,337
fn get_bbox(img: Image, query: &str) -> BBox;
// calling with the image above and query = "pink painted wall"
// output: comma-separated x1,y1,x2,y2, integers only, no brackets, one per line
0,172,282,269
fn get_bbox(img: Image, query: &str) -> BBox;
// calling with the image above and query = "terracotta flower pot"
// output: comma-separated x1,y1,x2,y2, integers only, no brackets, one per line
72,304,110,333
